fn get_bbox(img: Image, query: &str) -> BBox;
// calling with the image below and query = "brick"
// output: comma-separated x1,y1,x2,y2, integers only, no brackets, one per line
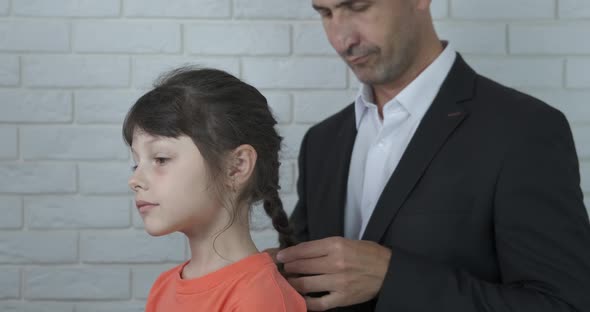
133,265,173,299
133,56,239,88
0,127,17,160
0,164,76,193
279,161,295,193
0,21,69,52
431,0,449,19
252,229,279,250
581,162,590,192
0,0,8,15
264,92,292,124
125,0,230,18
0,56,19,86
76,302,146,312
13,0,119,17
293,23,336,56
571,126,590,159
26,196,130,229
25,267,130,299
21,126,128,160
0,302,74,312
523,89,590,123
186,23,290,56
234,0,316,19
293,91,355,123
281,193,299,216
23,55,130,87
75,90,142,124
277,125,311,159
250,202,272,231
566,58,590,88
243,57,347,89
80,231,185,263
0,196,22,229
510,23,590,55
0,232,77,264
74,21,180,54
451,0,555,19
79,163,132,195
0,268,19,299
559,0,590,19
0,90,72,122
465,57,563,88
435,22,506,54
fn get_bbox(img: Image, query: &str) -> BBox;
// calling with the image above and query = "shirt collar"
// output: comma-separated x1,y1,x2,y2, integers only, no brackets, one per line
354,42,457,129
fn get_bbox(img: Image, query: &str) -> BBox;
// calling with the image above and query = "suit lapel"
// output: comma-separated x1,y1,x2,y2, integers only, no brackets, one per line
361,54,476,242
310,105,357,239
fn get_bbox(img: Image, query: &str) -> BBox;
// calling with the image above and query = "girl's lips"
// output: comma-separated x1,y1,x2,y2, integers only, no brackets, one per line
138,204,158,214
135,200,159,213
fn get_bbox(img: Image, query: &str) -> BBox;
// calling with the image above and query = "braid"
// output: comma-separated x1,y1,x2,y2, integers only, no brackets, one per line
261,153,297,249
263,188,297,249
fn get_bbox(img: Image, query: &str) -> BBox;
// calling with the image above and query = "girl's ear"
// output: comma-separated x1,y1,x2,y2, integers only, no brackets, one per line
227,144,257,188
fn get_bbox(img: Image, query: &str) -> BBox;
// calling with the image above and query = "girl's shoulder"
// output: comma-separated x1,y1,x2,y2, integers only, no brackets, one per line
230,258,306,312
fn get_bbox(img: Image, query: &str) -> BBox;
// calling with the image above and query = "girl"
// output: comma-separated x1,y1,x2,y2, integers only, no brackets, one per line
123,67,306,312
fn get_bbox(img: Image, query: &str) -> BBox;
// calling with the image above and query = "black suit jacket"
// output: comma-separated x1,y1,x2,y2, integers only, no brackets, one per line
290,54,590,312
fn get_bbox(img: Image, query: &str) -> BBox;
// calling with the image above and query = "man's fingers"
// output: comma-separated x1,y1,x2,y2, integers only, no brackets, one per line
283,257,336,275
288,274,336,294
277,237,339,263
262,248,280,263
305,292,344,311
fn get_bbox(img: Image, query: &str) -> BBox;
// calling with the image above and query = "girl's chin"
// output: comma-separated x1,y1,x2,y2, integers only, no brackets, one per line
143,220,175,237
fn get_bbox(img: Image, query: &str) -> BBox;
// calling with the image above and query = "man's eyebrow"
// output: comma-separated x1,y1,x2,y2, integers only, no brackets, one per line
313,0,362,12
312,3,327,11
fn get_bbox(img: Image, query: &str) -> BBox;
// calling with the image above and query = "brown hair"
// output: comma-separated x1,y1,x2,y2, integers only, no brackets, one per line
122,67,296,249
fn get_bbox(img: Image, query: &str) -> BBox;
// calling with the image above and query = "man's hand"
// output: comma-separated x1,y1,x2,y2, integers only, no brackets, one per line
276,237,392,311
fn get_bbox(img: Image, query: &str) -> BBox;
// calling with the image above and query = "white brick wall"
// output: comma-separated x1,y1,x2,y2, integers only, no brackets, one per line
0,90,72,122
0,55,19,86
0,21,69,52
1,0,589,309
13,0,120,17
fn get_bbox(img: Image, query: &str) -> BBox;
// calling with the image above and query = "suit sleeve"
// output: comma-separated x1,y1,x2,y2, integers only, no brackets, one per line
290,131,311,243
375,110,590,312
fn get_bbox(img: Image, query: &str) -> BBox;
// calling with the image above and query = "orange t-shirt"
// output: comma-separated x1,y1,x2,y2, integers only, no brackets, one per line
145,252,307,312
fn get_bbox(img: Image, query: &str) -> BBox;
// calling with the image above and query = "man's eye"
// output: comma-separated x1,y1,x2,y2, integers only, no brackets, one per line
350,4,369,12
318,9,332,18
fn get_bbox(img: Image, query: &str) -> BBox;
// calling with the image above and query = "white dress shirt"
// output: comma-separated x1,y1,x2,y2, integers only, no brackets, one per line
344,43,457,239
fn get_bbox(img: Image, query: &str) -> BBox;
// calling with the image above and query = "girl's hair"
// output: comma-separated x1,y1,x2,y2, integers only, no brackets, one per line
122,66,296,249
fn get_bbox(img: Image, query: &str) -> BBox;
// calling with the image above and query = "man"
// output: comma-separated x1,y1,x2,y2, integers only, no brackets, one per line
275,0,590,311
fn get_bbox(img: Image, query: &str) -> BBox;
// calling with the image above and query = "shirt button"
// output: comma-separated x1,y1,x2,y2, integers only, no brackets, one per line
378,141,385,148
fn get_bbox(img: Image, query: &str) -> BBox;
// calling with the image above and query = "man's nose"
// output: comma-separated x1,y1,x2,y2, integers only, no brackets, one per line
326,16,359,56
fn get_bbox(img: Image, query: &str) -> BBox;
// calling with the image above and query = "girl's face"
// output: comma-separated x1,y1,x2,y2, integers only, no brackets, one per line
128,130,226,237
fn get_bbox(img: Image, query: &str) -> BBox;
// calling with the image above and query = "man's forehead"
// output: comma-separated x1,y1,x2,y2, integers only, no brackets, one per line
312,0,351,9
313,0,372,10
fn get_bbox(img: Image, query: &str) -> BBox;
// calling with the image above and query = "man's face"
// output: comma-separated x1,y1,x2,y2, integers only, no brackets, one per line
312,0,423,86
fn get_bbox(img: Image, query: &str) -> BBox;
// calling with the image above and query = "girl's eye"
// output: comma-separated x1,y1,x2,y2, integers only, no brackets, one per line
131,165,138,172
155,157,169,166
